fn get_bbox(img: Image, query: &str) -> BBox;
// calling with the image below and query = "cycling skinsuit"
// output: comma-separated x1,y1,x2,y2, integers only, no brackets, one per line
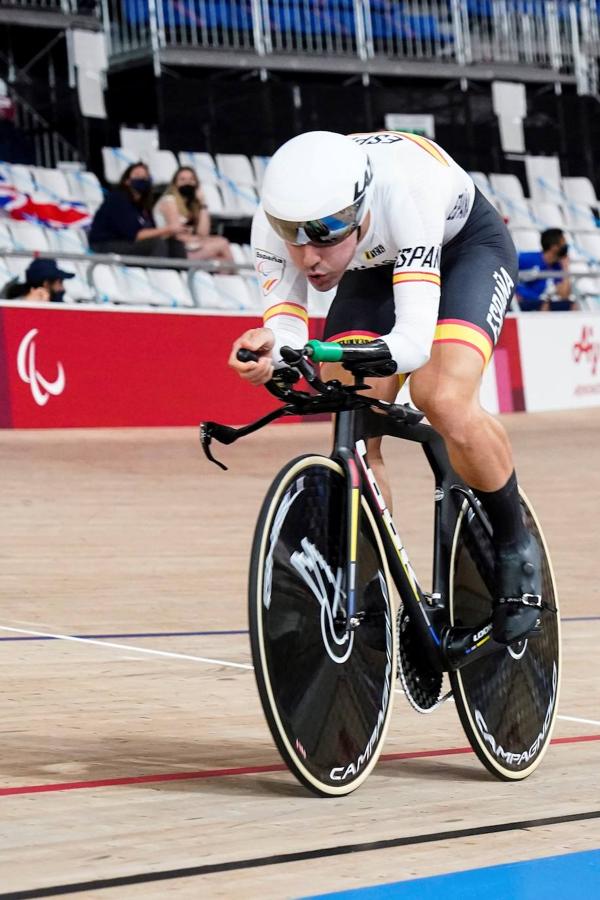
251,131,518,373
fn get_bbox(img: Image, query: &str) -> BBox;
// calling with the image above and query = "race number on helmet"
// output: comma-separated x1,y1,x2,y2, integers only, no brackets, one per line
261,131,373,246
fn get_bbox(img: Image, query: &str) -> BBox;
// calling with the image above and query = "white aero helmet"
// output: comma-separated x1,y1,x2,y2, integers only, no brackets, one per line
261,131,373,246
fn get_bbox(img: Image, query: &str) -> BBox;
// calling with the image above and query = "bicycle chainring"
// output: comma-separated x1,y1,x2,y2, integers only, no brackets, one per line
396,608,444,713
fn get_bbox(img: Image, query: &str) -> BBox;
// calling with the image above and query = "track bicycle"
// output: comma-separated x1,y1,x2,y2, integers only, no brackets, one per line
201,340,561,797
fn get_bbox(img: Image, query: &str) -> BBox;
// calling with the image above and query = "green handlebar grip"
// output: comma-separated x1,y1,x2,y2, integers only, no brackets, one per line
305,339,344,363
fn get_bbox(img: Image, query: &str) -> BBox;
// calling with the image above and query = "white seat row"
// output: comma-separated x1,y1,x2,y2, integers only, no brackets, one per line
101,147,268,216
0,161,104,211
0,218,89,254
0,252,262,310
471,171,599,229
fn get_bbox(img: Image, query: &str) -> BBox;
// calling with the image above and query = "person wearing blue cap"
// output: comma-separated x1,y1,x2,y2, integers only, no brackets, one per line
1,258,74,302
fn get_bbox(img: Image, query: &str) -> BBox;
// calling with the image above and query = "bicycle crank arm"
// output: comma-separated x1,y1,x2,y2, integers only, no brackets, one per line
442,621,506,671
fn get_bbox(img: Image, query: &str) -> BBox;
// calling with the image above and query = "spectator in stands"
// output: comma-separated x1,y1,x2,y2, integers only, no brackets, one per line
1,258,73,302
154,166,234,263
516,228,576,311
89,162,187,258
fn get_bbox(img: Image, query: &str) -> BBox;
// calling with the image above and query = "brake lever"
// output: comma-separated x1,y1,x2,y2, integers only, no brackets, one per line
200,422,231,470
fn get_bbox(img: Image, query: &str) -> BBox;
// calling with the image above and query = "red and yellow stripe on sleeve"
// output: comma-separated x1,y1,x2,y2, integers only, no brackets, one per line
263,302,309,326
393,270,441,288
398,133,449,166
433,319,494,366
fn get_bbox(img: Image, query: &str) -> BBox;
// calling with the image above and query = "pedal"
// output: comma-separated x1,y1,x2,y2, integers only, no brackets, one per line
396,608,443,713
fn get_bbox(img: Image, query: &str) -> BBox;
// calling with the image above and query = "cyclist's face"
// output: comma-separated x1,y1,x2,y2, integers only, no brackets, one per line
286,231,359,291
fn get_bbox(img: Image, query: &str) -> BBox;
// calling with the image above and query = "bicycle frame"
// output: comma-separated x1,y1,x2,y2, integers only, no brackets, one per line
333,401,507,675
201,367,509,675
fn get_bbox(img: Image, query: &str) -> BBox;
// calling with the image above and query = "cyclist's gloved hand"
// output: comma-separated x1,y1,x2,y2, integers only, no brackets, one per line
341,339,398,378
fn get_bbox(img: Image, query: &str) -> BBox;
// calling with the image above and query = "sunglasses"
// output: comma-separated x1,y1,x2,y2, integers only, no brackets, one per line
265,192,368,247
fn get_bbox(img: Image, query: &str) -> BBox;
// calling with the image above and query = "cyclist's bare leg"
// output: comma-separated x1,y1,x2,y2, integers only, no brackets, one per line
321,362,398,511
408,342,512,491
409,341,540,643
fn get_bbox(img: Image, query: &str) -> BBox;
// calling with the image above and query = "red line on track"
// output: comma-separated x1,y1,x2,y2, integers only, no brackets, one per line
1,734,599,798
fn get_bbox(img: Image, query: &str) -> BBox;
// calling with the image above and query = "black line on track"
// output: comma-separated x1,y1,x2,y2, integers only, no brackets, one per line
5,809,600,898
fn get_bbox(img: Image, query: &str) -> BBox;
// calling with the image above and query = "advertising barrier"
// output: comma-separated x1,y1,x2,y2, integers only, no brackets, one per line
518,313,600,411
1,303,599,428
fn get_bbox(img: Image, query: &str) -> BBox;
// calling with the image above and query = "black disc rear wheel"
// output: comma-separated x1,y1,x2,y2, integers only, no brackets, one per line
249,455,396,796
449,490,560,780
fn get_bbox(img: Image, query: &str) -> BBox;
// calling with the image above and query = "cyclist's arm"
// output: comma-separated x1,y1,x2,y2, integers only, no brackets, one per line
251,207,309,365
383,186,446,372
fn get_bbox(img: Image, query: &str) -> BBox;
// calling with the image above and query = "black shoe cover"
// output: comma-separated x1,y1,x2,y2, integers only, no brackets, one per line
492,533,542,645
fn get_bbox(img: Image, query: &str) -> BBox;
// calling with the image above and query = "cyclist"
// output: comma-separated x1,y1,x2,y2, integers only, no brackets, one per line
228,130,541,646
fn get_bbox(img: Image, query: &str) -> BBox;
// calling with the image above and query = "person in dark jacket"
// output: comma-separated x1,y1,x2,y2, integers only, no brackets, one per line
89,162,187,258
1,258,73,302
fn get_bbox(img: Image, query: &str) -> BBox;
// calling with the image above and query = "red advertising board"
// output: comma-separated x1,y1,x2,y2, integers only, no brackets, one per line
0,304,322,428
4,302,581,427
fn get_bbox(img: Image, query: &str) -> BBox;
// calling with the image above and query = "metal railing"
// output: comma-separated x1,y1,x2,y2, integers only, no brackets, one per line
0,247,259,308
100,0,600,91
2,247,600,311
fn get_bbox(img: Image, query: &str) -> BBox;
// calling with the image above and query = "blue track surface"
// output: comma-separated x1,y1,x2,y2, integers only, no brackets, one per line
304,849,600,899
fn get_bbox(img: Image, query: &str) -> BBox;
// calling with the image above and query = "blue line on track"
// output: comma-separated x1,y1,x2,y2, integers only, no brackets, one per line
0,629,249,642
304,849,600,899
0,617,597,643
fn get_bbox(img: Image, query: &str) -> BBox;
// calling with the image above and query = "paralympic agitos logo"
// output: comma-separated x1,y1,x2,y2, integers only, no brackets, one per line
17,328,66,406
573,325,599,376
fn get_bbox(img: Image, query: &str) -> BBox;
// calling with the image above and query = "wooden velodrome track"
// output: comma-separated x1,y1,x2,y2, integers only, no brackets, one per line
1,408,599,898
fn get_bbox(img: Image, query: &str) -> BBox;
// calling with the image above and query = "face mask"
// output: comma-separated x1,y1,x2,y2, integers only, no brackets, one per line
557,244,569,258
178,184,197,202
130,177,152,195
51,290,65,303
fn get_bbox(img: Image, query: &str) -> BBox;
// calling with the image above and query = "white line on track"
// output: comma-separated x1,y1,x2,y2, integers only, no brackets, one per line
2,625,599,727
0,625,254,671
557,714,600,727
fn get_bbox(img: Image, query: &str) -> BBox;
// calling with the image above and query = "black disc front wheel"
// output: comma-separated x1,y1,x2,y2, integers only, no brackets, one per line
249,455,396,796
449,490,561,780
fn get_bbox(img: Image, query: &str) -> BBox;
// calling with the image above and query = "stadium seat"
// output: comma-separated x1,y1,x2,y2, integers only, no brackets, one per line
190,269,221,308
529,201,567,229
66,170,105,210
114,265,155,304
201,181,225,215
178,151,220,186
146,268,194,307
469,171,495,203
244,273,262,308
58,259,95,302
8,220,51,252
33,168,73,202
146,149,180,186
101,147,137,184
511,228,541,253
564,202,597,232
1,254,29,279
216,153,256,189
90,263,128,303
489,173,527,202
251,155,270,190
562,176,599,207
577,233,600,262
8,164,36,195
213,273,255,308
219,182,259,217
46,228,89,255
229,242,250,266
498,197,535,229
0,220,14,250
